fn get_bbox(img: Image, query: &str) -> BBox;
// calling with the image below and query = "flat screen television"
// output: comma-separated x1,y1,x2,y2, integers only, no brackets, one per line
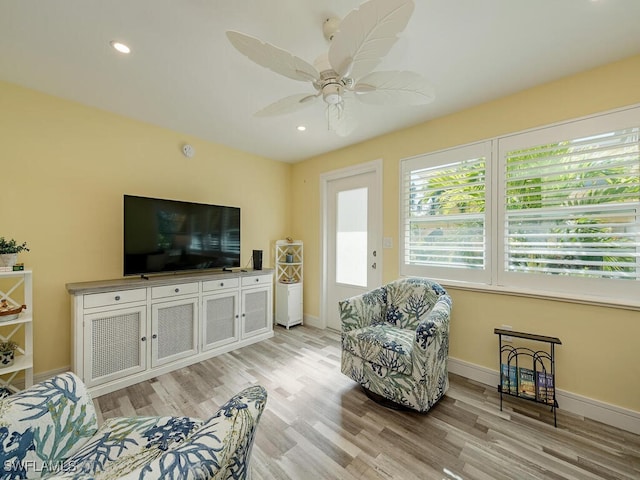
124,195,240,276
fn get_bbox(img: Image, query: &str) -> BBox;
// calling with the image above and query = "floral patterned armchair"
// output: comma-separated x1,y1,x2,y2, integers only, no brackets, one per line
339,277,452,412
0,372,266,479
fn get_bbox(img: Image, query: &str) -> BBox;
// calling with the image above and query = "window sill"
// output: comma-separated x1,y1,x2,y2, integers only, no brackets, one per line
432,279,640,312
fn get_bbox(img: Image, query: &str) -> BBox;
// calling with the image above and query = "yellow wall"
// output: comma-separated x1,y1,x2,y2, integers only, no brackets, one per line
2,54,639,413
290,54,640,411
0,81,291,375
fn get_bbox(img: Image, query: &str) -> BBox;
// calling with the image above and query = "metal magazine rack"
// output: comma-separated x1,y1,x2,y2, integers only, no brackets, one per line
494,328,562,427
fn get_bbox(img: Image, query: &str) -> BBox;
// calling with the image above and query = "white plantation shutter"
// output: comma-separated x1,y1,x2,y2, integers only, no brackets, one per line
401,142,492,283
399,106,639,304
498,107,639,301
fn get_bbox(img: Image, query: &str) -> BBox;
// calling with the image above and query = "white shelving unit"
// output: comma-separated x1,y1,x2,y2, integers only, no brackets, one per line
275,240,303,329
0,270,34,393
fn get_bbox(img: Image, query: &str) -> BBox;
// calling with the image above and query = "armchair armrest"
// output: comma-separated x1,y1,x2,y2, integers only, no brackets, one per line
116,385,267,480
411,294,451,387
339,286,387,332
415,294,452,351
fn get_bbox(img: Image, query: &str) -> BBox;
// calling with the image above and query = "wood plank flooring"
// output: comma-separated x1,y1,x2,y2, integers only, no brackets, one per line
94,326,640,480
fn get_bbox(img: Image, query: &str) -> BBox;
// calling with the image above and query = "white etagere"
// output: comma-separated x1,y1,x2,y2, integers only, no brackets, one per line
275,240,303,329
0,270,34,393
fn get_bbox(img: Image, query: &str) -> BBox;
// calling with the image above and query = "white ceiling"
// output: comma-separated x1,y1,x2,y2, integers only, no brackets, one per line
1,0,640,163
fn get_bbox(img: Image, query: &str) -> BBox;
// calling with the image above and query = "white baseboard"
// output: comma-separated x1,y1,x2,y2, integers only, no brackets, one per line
448,356,640,435
448,356,497,387
34,366,70,383
303,313,324,329
7,366,70,391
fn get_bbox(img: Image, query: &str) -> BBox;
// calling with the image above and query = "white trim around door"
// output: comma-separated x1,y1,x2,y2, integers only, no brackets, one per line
319,159,383,331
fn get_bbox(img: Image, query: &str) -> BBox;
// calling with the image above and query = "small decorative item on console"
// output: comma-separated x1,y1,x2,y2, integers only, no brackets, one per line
0,340,18,366
0,237,29,268
0,299,27,322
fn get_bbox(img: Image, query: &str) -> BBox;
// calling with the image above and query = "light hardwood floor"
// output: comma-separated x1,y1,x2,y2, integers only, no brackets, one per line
94,326,640,480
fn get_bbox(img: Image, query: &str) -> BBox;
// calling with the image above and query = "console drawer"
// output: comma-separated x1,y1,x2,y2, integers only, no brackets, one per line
84,288,147,309
151,282,199,299
202,277,239,292
241,274,272,287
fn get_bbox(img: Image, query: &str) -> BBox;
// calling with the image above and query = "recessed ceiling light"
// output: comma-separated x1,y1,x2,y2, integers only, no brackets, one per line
110,41,131,54
297,125,307,132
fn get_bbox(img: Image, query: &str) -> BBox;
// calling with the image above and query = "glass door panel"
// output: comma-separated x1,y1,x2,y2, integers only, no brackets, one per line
336,187,368,287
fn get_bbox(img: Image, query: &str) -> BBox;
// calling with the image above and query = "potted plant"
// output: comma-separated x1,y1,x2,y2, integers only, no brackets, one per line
0,237,29,268
0,340,18,367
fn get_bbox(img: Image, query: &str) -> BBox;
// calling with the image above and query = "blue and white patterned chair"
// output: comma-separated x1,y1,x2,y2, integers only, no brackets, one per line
339,277,452,412
0,372,267,479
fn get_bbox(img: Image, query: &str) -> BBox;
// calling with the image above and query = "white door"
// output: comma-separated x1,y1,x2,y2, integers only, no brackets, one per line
323,161,382,331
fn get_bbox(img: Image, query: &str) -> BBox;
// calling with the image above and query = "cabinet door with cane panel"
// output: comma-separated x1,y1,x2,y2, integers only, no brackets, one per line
83,305,147,388
151,297,198,367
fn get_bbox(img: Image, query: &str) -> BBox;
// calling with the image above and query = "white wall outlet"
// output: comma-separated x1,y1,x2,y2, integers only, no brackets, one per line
501,324,513,343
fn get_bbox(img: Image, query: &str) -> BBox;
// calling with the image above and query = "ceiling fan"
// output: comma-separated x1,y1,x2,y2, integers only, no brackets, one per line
226,0,434,136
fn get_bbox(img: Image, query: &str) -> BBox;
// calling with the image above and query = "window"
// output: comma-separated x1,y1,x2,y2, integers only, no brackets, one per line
401,142,492,284
400,106,639,304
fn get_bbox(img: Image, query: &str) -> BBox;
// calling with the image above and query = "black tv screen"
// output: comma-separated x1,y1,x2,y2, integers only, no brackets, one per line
124,195,240,276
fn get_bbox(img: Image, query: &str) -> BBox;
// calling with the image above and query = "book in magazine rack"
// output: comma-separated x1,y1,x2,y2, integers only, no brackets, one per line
494,328,562,427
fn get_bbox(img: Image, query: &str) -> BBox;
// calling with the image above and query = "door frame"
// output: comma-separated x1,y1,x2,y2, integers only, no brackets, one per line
319,159,383,330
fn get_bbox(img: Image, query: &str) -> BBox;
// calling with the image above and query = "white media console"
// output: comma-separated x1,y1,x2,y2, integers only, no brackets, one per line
67,269,273,396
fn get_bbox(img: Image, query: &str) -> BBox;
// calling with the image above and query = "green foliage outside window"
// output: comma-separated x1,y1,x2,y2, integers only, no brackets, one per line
409,132,639,279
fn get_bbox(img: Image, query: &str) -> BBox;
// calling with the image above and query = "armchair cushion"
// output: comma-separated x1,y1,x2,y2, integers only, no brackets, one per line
342,324,414,375
384,278,448,330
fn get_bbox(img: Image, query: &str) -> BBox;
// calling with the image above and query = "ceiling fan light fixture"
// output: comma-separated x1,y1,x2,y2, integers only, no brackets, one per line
322,83,343,105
